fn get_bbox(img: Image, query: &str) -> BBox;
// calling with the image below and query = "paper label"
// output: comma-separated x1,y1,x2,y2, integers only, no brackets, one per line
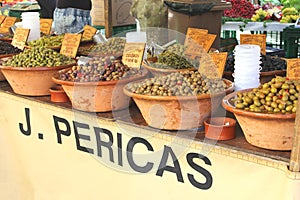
82,25,98,40
122,43,145,68
286,58,300,79
60,33,82,58
40,18,53,35
0,15,6,25
208,52,228,78
240,34,266,55
11,28,30,50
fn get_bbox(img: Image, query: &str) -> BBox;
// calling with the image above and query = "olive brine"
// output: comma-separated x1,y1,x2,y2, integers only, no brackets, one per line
234,76,299,114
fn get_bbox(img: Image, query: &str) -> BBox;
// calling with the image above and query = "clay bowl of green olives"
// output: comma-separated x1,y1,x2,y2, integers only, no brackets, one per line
0,47,76,96
52,56,148,112
124,71,234,130
222,76,299,150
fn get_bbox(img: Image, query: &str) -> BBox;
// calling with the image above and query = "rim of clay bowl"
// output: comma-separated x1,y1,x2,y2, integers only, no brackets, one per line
260,70,286,76
52,67,148,86
123,79,234,101
0,62,76,71
222,88,296,119
224,70,286,77
142,61,197,74
24,45,62,51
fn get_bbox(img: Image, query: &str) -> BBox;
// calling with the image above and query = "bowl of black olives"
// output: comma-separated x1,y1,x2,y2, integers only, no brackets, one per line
52,55,148,112
124,70,234,130
222,76,299,150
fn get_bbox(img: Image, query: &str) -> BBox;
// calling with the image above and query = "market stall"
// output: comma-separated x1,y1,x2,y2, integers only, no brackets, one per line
0,0,300,199
0,80,299,200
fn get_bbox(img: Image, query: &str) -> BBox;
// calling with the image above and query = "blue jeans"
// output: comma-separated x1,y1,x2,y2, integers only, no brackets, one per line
53,7,92,34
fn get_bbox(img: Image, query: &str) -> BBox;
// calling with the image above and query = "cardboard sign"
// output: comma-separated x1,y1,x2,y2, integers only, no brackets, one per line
0,16,17,33
209,52,228,78
122,43,145,69
0,15,6,25
60,33,82,58
11,28,30,50
286,58,300,79
198,53,220,79
240,34,266,55
186,27,209,37
82,25,98,40
40,18,53,35
184,33,216,56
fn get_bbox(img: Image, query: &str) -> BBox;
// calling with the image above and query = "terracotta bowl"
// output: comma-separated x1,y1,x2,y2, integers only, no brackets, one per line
124,79,234,130
0,54,20,81
222,89,295,150
222,70,286,84
49,85,69,103
142,62,197,77
52,68,148,112
0,62,75,96
204,117,236,141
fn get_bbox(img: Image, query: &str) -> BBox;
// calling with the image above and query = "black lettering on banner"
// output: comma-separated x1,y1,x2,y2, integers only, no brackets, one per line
94,127,114,163
156,145,184,183
127,137,154,173
117,133,123,166
53,115,71,144
186,153,213,190
73,121,94,154
19,108,31,136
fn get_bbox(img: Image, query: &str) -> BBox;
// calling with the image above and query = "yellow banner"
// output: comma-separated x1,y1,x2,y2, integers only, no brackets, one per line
0,91,299,199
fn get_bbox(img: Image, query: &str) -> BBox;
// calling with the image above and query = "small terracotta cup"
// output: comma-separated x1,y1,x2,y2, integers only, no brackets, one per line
49,85,69,103
204,117,236,141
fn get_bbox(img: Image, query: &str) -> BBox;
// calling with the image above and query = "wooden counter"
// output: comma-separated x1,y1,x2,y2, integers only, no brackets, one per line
0,80,298,200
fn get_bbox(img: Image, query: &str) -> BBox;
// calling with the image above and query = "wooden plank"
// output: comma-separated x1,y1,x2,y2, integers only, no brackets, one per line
290,95,300,172
104,0,113,38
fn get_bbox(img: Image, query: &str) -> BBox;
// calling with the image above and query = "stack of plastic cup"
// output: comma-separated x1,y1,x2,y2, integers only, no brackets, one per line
234,44,261,91
21,12,40,42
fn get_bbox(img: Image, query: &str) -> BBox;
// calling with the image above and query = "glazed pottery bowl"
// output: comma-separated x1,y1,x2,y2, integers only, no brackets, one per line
222,89,295,150
0,63,75,96
124,79,234,130
204,117,236,141
52,68,148,112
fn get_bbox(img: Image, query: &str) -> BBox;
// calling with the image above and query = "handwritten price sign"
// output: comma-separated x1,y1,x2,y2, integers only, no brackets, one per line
286,58,300,79
60,33,82,58
240,34,266,55
122,43,145,69
11,28,30,50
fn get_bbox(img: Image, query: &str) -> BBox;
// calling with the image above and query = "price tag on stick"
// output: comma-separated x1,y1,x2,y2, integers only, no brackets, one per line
209,52,228,78
40,18,53,35
122,43,146,69
240,34,266,55
0,15,6,25
82,25,98,40
0,16,17,33
11,28,30,50
60,33,82,58
286,58,300,79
